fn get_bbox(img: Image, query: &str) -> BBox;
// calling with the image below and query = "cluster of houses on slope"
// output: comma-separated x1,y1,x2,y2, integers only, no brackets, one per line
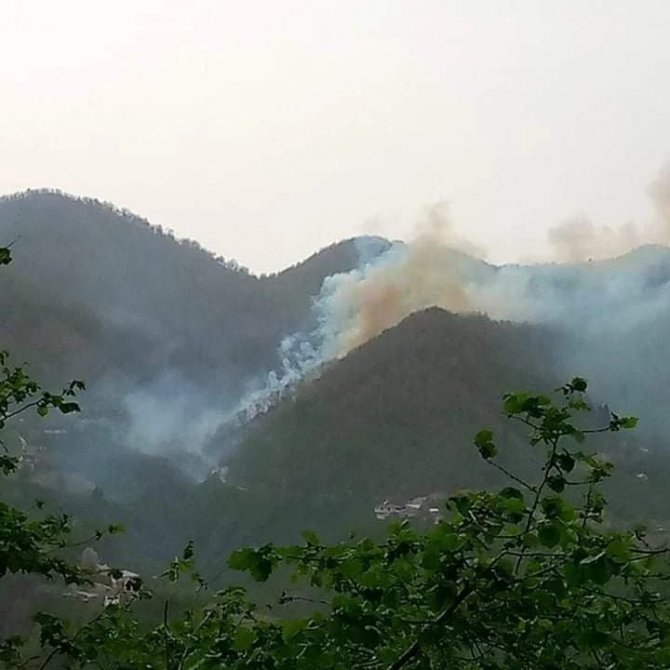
374,493,444,523
65,548,141,607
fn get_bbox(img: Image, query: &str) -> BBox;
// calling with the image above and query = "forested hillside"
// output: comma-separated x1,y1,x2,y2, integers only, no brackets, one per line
218,307,670,555
0,190,385,489
0,191,390,628
2,191,667,576
0,190,374,389
228,308,553,496
3,191,670,665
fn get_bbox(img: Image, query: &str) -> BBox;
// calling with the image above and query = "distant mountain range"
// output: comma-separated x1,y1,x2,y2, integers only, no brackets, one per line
2,188,670,582
0,190,387,391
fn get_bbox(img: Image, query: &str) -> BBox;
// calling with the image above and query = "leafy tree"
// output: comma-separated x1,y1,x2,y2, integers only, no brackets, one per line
0,248,88,584
0,246,108,664
7,373,670,669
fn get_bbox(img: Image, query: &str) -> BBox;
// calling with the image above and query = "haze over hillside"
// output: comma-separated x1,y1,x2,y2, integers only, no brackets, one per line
1,188,670,579
0,191,390,477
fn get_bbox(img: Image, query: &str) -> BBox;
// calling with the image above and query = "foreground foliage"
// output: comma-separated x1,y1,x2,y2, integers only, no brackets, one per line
0,245,87,587
5,375,670,668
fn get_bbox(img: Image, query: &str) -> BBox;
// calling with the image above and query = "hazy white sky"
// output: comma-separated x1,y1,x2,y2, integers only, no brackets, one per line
1,0,668,272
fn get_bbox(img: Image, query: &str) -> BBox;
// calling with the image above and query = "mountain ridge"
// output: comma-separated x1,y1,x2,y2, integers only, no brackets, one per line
2,188,670,573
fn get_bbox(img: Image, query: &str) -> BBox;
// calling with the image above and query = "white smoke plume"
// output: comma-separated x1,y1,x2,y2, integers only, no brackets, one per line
315,165,670,358
120,371,227,476
228,165,670,441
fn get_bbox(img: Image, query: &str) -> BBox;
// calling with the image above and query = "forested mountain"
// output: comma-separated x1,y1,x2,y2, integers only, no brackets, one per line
218,307,667,549
0,190,376,390
0,190,388,487
0,190,390,628
2,188,669,591
48,308,566,573
227,308,553,498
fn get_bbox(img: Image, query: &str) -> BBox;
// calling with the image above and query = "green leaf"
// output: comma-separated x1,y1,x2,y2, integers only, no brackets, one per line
475,429,494,445
301,530,320,545
605,537,632,562
578,628,609,649
547,475,565,493
228,548,255,571
500,498,525,521
282,618,308,641
522,532,540,549
229,547,276,581
570,377,588,392
580,553,613,585
538,522,562,548
540,496,564,519
503,392,528,415
474,429,497,459
232,627,255,651
499,487,524,500
182,540,195,561
557,453,575,473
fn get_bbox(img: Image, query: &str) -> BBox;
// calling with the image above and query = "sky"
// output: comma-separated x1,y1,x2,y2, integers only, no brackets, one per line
0,0,669,273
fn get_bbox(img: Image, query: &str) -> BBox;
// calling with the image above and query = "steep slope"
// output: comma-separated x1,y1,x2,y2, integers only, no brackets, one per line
228,308,554,496
3,189,670,576
0,189,387,491
210,305,670,560
261,235,391,336
187,309,558,558
0,190,378,390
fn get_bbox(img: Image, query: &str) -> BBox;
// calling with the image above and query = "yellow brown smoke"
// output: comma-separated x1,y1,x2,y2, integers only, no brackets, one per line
548,163,670,263
327,203,478,357
324,165,670,359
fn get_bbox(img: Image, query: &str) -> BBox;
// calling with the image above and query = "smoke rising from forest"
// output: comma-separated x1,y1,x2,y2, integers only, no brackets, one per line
548,163,670,263
315,164,670,359
235,165,670,445
98,163,670,469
